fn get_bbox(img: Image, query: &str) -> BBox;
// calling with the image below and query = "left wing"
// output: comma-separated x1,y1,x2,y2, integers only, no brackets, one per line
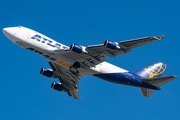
55,36,164,67
49,62,82,100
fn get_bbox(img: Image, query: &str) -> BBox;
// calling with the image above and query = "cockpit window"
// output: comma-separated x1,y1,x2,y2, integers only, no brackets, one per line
17,26,21,28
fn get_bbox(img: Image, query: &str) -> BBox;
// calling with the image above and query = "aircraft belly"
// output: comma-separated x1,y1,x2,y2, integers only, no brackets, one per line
94,72,160,89
94,73,138,85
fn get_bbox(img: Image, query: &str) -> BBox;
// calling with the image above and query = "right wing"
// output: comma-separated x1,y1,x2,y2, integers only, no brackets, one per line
49,61,82,100
54,36,164,67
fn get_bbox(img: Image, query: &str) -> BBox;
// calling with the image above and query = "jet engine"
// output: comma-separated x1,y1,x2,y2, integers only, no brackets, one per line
70,43,88,53
104,40,120,49
51,82,64,92
40,68,53,78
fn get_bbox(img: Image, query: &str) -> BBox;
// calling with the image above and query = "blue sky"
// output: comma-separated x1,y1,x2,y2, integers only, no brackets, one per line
0,0,180,120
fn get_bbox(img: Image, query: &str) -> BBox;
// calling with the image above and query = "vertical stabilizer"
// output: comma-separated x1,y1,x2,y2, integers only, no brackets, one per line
134,62,167,78
139,88,154,97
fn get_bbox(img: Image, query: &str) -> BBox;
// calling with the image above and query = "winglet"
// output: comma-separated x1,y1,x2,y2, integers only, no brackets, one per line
156,35,165,40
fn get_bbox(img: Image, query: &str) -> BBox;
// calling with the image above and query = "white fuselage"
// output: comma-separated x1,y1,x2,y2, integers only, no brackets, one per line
2,26,128,76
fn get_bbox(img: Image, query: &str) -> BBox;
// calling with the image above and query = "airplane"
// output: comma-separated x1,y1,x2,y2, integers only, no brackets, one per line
2,26,177,100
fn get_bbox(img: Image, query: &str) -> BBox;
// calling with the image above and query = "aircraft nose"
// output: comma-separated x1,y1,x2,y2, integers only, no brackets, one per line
2,27,17,37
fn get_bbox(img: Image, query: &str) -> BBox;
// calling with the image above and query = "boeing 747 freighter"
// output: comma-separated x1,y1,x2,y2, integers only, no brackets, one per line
3,26,177,100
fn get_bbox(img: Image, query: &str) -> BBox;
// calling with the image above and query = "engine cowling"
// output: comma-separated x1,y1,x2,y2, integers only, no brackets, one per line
40,68,53,78
70,43,88,53
104,40,120,49
51,82,64,92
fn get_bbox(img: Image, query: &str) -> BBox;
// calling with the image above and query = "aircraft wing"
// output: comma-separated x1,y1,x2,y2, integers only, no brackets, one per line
49,62,82,100
118,36,164,49
55,36,164,67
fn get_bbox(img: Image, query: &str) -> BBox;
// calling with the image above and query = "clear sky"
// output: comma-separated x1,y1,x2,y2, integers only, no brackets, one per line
0,0,180,120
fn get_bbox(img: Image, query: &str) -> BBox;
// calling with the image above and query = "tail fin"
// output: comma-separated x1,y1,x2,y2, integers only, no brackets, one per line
134,62,167,78
139,88,154,98
140,75,177,97
134,63,177,97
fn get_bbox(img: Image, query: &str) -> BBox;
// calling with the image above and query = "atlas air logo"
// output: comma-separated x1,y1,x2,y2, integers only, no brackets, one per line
31,35,69,50
144,63,167,78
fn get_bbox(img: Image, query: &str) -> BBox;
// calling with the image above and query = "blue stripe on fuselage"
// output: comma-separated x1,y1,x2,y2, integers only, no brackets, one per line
94,72,159,90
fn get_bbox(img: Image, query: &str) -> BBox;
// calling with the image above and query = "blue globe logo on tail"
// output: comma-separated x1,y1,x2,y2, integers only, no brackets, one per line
144,63,167,78
134,62,167,78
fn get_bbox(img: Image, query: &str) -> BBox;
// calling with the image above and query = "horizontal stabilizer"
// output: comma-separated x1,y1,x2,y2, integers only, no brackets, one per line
139,88,154,97
142,75,177,87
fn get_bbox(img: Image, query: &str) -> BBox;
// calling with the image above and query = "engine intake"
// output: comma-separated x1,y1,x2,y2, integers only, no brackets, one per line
51,82,64,92
40,68,53,78
70,44,88,53
104,40,120,49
